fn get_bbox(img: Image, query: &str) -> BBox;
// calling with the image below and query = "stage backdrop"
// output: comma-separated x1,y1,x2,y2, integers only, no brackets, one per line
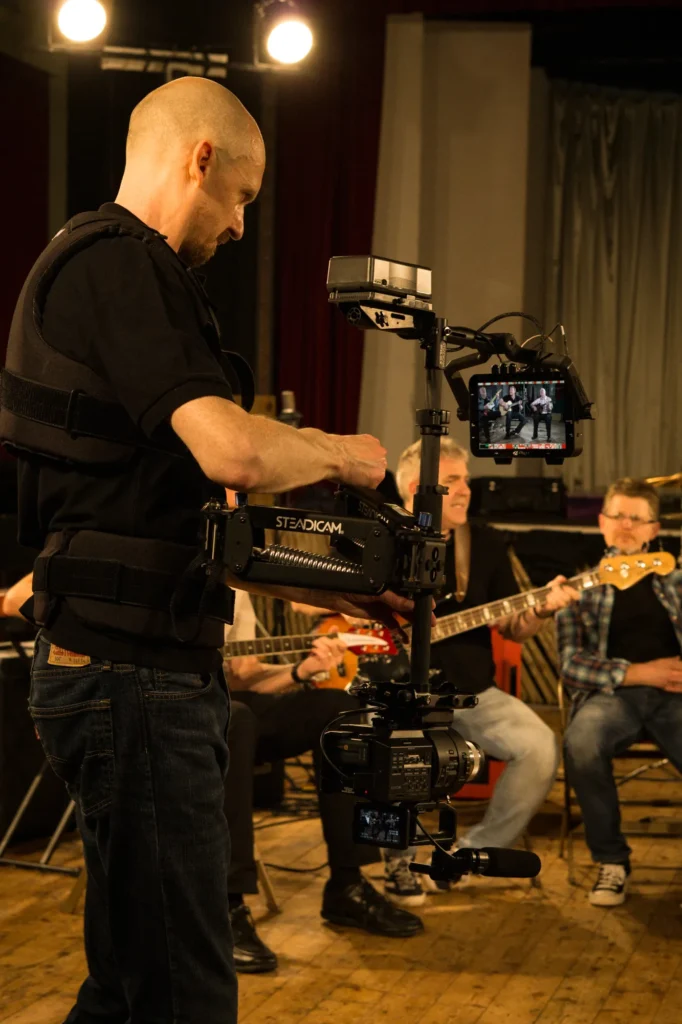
545,83,682,491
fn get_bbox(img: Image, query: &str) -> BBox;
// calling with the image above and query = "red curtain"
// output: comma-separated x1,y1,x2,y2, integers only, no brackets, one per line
273,2,387,435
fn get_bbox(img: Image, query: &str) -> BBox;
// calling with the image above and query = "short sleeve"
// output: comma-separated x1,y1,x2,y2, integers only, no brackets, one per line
42,235,233,438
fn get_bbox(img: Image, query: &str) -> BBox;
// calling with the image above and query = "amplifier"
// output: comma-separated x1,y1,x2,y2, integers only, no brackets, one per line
470,477,566,519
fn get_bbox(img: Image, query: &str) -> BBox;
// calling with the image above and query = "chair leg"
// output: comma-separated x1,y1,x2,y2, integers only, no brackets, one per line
255,843,282,915
522,830,542,889
62,866,87,914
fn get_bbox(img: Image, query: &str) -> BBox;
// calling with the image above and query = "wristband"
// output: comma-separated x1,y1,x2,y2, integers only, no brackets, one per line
291,662,314,689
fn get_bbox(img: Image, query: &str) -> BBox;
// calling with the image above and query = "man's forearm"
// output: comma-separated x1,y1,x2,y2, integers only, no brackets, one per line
171,398,346,493
243,420,345,493
229,662,297,695
499,607,550,643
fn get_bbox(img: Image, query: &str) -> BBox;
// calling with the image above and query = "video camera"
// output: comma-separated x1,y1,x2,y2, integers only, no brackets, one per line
202,255,591,884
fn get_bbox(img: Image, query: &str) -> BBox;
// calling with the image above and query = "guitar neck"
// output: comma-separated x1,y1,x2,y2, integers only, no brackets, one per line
222,634,315,659
428,569,601,645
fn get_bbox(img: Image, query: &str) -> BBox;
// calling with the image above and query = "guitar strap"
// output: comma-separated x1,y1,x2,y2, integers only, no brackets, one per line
453,522,471,603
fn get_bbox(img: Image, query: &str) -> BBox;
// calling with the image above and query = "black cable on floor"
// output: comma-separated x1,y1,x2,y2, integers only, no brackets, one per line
262,861,328,873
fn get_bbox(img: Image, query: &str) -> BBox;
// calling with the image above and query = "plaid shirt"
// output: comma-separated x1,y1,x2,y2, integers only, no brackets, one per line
555,559,682,713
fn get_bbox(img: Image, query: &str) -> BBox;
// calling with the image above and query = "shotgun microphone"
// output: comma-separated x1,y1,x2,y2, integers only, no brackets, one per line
411,846,541,881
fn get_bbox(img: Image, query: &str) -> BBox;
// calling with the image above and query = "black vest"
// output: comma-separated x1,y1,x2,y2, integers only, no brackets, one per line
0,210,244,644
0,209,252,463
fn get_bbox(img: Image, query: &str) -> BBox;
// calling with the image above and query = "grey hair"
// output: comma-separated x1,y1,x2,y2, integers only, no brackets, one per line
395,438,469,503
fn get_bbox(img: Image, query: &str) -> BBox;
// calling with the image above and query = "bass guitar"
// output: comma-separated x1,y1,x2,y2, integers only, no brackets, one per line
314,551,676,686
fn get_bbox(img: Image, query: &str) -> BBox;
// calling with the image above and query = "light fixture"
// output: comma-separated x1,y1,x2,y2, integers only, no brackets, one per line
54,0,108,44
255,0,314,66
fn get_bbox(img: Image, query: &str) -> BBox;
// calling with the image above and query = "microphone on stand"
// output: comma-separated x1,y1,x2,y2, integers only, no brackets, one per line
278,390,302,429
411,846,541,881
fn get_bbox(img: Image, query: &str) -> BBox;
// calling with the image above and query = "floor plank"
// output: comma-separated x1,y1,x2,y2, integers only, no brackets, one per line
2,771,682,1024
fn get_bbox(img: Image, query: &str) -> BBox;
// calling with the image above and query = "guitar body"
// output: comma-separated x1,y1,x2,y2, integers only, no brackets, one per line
314,615,398,689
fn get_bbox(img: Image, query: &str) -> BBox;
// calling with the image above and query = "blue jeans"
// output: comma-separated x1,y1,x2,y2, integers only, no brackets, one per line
29,634,234,1024
564,687,682,864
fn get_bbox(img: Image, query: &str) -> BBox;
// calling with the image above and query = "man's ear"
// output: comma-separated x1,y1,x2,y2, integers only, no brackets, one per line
189,140,213,184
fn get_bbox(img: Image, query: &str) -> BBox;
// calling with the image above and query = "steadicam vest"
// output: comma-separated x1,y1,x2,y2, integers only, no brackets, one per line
0,210,248,644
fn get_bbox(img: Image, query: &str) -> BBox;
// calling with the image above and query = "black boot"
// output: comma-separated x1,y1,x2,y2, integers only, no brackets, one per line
229,903,278,973
322,877,423,937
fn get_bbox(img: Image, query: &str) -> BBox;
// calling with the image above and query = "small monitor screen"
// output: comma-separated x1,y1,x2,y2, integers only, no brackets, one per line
353,804,409,849
473,378,570,454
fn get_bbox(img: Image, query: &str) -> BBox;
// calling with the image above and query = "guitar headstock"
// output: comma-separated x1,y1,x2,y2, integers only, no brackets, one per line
597,551,677,590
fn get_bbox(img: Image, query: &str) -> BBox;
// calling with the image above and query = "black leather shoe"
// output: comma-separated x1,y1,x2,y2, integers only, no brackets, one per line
321,878,424,937
229,904,278,973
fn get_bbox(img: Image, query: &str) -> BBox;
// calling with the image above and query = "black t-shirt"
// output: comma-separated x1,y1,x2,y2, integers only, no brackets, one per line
429,523,519,695
607,576,680,663
17,204,233,670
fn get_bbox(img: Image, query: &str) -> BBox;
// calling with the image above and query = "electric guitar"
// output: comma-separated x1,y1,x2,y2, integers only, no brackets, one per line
483,389,502,413
221,630,388,660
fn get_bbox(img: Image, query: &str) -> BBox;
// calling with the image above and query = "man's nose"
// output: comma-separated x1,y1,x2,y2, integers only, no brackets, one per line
228,208,245,242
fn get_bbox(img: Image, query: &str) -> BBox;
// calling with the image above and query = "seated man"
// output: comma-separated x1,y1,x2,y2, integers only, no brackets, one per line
477,385,499,444
224,589,423,974
383,439,578,904
499,385,526,438
557,477,682,907
531,388,553,440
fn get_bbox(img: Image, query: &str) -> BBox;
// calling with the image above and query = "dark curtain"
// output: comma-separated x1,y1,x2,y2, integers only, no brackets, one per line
0,54,49,468
274,3,387,435
0,55,49,361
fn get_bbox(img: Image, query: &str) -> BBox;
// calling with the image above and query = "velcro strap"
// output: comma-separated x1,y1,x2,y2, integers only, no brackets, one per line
33,554,233,622
1,369,139,445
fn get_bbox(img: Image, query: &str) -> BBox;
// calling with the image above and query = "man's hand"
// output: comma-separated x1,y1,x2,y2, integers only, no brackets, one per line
537,575,581,615
625,657,682,691
329,433,388,489
297,636,347,681
320,591,435,635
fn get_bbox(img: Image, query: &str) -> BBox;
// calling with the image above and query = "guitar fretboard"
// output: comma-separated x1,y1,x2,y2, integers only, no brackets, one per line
425,569,601,645
222,634,315,659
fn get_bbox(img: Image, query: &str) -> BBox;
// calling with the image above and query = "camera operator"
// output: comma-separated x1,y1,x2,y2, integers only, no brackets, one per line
0,78,415,1024
382,438,578,905
223,588,423,974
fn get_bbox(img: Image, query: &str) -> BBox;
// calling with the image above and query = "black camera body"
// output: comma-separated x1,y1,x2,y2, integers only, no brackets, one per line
320,680,483,849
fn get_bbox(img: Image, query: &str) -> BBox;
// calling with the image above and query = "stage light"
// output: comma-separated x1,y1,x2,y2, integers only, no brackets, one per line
266,18,313,64
256,0,314,66
56,0,107,43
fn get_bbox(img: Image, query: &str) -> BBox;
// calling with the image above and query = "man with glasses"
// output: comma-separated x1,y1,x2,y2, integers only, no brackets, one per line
557,478,682,906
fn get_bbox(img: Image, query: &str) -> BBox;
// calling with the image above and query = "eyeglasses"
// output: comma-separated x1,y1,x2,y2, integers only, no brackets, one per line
602,513,657,526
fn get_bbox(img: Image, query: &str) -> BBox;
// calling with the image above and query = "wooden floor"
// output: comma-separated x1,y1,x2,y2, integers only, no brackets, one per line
2,775,682,1024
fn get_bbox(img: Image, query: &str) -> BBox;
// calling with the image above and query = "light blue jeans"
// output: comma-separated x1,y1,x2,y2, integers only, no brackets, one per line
450,686,560,849
388,686,559,858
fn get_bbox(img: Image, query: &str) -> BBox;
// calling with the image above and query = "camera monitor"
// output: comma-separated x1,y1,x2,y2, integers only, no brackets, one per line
470,373,576,459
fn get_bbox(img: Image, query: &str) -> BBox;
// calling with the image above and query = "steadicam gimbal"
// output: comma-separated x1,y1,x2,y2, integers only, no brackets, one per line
202,256,592,883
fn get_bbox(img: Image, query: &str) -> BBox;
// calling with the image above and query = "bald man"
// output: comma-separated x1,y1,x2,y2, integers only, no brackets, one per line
0,78,409,1024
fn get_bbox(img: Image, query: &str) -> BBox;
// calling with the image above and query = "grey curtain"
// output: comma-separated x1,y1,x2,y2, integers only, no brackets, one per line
546,83,682,491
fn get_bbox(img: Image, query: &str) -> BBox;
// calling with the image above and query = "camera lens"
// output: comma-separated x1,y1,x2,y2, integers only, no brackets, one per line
462,739,485,782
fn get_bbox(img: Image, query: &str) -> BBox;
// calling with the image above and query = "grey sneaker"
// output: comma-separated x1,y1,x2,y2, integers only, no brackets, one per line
383,855,426,907
589,863,629,907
